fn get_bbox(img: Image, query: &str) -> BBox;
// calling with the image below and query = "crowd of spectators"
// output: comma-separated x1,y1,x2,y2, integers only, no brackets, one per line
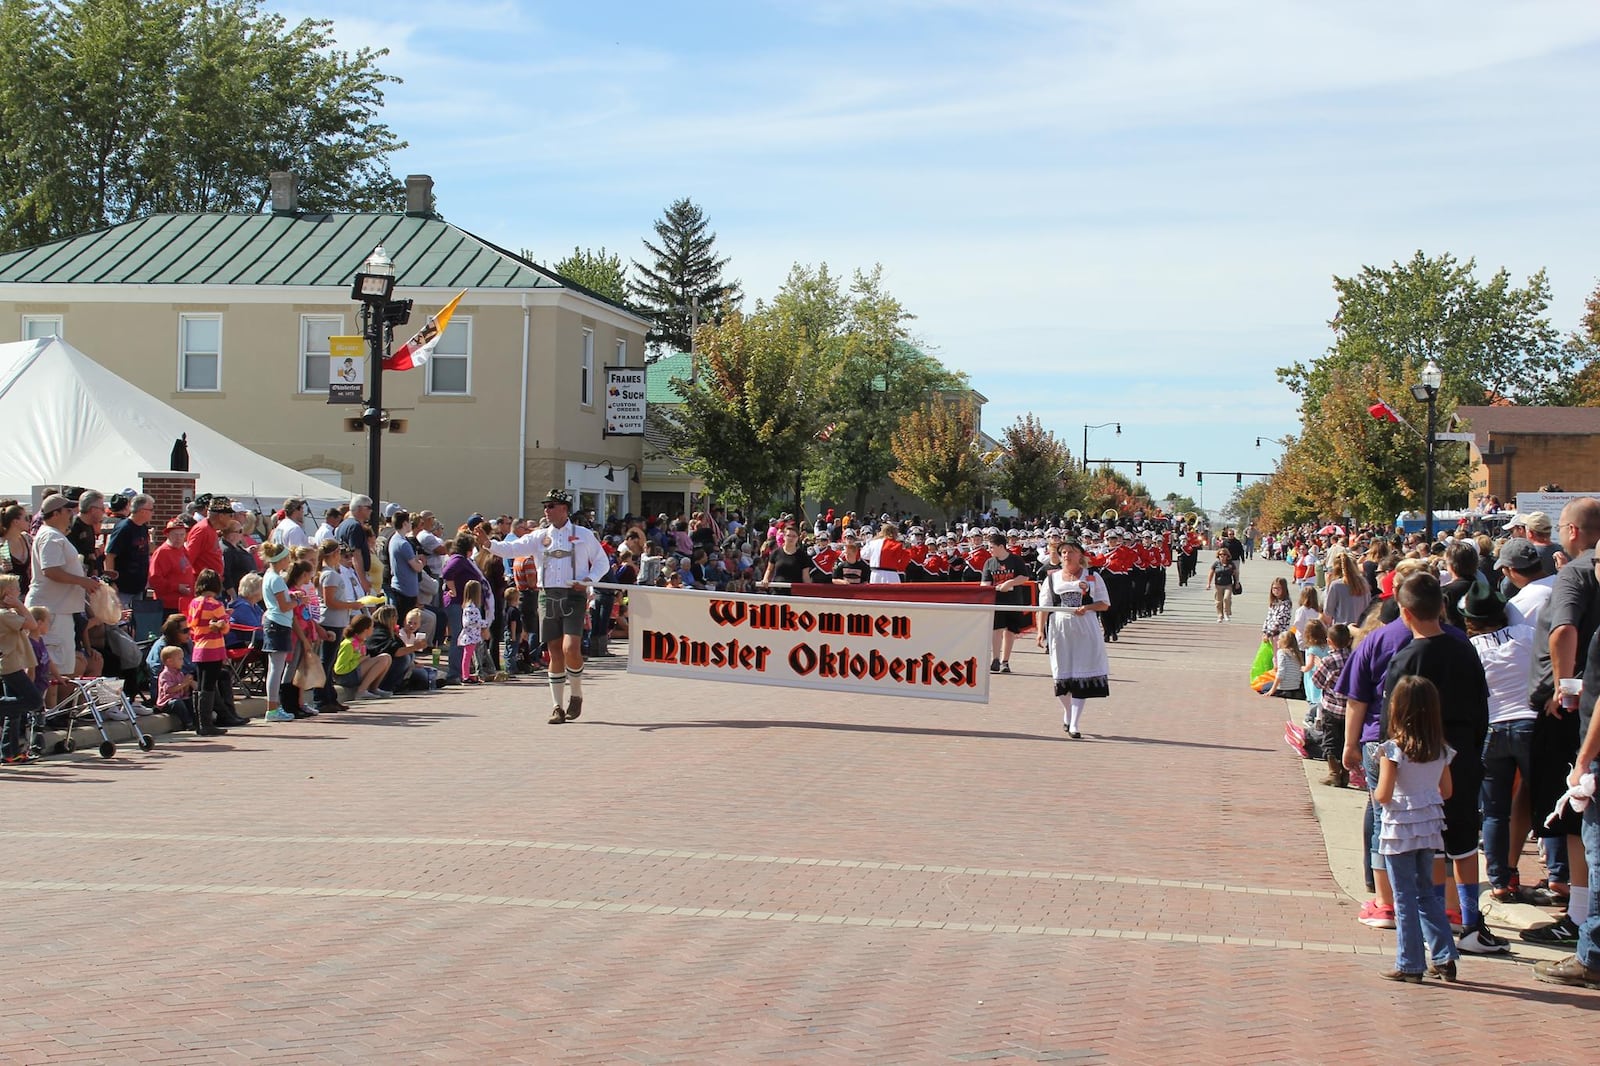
1260,501,1600,990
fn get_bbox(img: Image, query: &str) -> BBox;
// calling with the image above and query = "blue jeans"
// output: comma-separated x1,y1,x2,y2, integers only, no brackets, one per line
1363,742,1383,887
1578,760,1600,970
444,602,464,682
1480,719,1536,889
1385,848,1458,974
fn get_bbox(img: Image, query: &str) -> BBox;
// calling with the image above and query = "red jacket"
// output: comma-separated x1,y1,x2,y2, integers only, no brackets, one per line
185,519,223,581
149,542,194,612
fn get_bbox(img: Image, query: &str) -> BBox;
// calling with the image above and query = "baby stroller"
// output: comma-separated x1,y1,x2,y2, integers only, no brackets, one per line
48,676,156,759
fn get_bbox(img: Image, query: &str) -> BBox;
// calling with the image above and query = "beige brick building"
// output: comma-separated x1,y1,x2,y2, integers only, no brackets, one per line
0,175,651,526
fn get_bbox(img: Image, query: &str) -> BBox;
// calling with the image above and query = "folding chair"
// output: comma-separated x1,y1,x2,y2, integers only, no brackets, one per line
227,625,266,698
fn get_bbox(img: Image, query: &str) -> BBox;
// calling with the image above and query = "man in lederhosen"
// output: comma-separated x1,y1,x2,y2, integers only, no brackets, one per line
490,489,610,724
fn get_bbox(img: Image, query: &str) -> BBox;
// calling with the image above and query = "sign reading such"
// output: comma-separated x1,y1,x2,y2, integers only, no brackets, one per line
603,366,647,437
327,336,366,404
625,586,993,703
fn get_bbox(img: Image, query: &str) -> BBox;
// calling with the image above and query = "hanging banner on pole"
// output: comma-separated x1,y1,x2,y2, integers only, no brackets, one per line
327,336,366,404
624,586,992,703
604,366,647,437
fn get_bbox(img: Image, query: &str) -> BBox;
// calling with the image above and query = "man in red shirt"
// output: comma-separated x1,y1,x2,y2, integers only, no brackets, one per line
184,497,231,582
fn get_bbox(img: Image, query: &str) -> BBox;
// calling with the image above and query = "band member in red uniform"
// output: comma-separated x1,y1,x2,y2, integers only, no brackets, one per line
863,523,910,583
1101,529,1138,642
903,526,931,581
811,531,841,577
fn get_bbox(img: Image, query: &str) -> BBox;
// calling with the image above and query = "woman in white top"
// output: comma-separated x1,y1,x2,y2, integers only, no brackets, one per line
1461,579,1538,902
1035,539,1110,739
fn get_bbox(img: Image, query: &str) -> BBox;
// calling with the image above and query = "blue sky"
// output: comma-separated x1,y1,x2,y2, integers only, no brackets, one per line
292,0,1600,509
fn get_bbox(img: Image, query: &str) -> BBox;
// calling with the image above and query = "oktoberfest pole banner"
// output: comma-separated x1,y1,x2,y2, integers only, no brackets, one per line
326,336,366,404
625,586,992,703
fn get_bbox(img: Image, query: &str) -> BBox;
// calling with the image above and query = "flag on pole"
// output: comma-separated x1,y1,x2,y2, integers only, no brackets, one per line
383,291,465,372
1367,400,1401,423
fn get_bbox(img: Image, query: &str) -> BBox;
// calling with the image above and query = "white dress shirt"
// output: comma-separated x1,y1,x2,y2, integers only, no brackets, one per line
489,522,609,590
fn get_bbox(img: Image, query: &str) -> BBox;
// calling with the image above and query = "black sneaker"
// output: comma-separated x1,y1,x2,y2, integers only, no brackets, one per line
1457,922,1510,954
999,661,1011,674
990,659,1002,673
1521,915,1581,944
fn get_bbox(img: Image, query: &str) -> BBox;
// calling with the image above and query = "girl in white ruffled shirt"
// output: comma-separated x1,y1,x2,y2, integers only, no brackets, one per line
1374,675,1459,983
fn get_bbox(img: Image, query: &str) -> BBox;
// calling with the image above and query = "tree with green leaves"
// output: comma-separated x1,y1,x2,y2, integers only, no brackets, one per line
551,246,629,305
1278,251,1572,411
630,197,741,353
0,0,404,251
802,266,966,513
889,396,986,522
993,415,1071,519
664,308,833,514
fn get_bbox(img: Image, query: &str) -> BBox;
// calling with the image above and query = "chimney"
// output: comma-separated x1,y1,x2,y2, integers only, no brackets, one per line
269,171,298,215
405,174,434,217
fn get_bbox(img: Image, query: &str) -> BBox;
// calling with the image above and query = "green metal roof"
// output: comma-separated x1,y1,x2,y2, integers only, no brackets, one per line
646,351,694,404
0,211,585,294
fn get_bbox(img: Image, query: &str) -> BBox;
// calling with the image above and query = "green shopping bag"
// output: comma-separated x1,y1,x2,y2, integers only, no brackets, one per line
1250,640,1275,684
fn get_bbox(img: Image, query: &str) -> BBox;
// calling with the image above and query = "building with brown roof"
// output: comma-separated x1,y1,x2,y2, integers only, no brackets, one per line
1458,405,1600,502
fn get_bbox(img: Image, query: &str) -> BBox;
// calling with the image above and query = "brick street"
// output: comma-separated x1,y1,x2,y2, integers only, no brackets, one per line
3,558,1597,1063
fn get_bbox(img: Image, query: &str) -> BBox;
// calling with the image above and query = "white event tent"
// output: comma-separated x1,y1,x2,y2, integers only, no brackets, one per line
0,337,351,515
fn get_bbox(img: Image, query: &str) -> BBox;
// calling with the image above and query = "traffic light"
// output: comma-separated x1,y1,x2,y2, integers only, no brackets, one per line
1135,461,1142,476
1196,471,1203,485
1178,462,1185,477
1236,472,1243,486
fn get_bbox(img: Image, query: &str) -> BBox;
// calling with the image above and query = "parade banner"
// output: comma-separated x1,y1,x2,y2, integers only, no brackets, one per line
625,586,993,703
604,366,647,437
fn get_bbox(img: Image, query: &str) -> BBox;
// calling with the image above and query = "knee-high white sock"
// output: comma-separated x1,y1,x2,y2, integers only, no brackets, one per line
566,663,584,696
1069,697,1085,733
1571,885,1591,923
548,672,566,708
1058,694,1073,725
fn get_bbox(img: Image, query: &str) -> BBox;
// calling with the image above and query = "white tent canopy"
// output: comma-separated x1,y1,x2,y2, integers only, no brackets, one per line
0,337,351,516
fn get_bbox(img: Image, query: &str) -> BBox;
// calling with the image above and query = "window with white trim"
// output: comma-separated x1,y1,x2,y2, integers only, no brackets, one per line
426,315,472,395
21,314,62,340
581,328,595,405
615,338,626,368
300,315,344,393
179,313,222,391
301,467,343,489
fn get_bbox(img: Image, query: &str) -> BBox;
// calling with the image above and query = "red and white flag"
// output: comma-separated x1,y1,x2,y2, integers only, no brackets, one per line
1367,400,1401,423
383,291,465,372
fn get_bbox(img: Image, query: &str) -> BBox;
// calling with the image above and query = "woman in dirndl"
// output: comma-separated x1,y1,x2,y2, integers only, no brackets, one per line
1036,539,1111,739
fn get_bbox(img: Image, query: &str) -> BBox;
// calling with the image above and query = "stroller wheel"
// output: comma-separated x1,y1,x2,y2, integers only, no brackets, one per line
98,740,116,760
139,735,156,752
59,736,76,754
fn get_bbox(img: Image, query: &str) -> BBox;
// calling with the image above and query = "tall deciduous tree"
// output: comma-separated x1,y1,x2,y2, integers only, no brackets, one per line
665,309,833,513
890,397,986,522
630,197,741,353
1278,251,1572,411
993,415,1071,519
551,246,629,306
0,0,404,251
805,266,966,513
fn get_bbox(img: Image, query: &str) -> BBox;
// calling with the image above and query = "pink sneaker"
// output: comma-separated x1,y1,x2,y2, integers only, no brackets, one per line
1358,900,1396,928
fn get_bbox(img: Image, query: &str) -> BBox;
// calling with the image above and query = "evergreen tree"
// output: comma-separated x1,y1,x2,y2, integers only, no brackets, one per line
630,197,741,353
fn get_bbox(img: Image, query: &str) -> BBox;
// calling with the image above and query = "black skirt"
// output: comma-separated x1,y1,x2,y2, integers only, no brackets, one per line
1054,677,1109,700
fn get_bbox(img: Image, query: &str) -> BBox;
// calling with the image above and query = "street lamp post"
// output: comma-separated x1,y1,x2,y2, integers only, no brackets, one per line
351,246,397,506
1082,422,1120,472
1411,358,1443,542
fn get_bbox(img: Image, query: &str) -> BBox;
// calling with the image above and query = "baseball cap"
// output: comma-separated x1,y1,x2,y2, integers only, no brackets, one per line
38,493,72,517
1523,511,1553,534
1494,537,1541,571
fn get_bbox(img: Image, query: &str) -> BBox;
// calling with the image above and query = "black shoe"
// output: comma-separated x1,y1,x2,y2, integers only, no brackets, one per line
999,661,1011,674
290,709,314,720
1521,915,1581,944
990,659,1001,673
216,716,249,728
